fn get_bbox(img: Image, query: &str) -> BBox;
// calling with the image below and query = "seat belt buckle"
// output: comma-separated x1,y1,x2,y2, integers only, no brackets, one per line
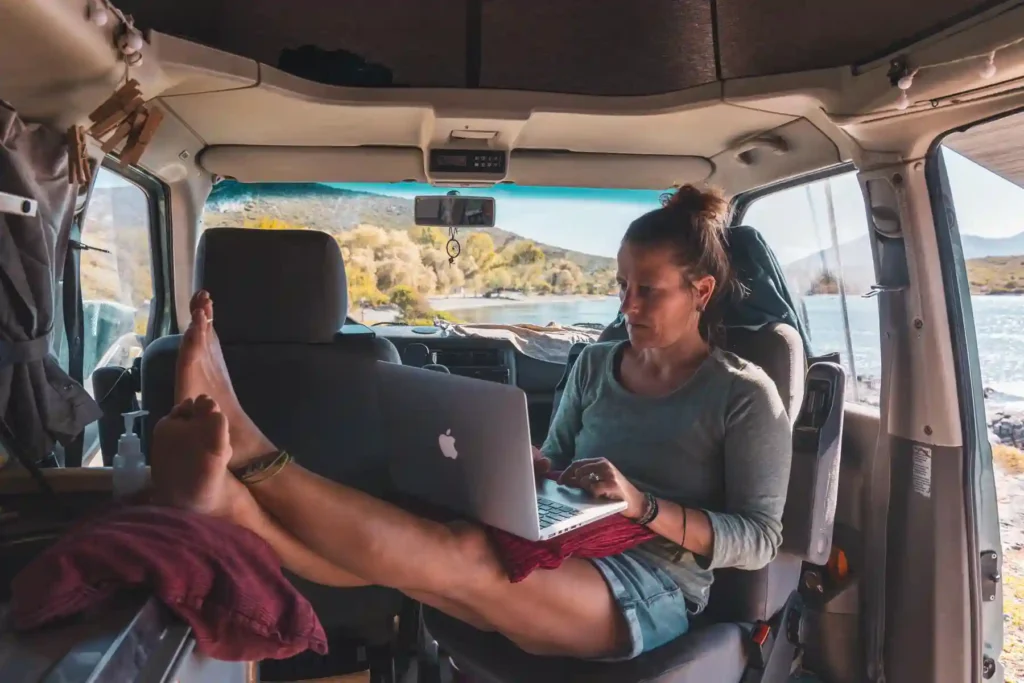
748,620,775,669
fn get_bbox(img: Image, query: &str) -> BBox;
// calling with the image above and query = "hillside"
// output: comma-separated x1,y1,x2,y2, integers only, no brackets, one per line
785,232,1024,296
966,255,1024,294
204,182,614,272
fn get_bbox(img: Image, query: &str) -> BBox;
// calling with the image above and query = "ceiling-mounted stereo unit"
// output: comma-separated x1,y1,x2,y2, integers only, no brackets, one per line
427,148,509,183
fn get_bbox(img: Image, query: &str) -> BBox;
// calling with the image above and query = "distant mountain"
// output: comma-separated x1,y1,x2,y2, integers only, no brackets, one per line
783,235,876,295
961,232,1024,259
205,182,614,272
784,231,1024,296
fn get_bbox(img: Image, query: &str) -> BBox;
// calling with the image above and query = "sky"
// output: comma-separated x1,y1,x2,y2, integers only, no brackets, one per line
329,145,1024,264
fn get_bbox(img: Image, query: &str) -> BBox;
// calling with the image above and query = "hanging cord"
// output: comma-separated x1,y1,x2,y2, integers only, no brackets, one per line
889,36,1024,110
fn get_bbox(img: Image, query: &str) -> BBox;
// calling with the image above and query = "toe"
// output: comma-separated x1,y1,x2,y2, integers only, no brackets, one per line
190,290,213,319
194,394,220,415
175,397,196,418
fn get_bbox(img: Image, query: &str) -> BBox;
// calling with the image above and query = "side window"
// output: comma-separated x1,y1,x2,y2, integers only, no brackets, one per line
741,171,878,406
78,167,154,389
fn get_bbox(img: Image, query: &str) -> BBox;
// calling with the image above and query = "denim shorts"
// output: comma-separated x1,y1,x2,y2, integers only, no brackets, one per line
589,550,692,660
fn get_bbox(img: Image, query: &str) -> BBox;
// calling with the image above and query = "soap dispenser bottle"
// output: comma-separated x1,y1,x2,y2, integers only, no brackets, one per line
113,410,149,498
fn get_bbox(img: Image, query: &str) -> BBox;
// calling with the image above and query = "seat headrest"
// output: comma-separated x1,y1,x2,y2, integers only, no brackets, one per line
195,228,348,343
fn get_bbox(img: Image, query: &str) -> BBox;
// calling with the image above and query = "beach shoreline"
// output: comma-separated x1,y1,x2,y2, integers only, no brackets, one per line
428,293,615,311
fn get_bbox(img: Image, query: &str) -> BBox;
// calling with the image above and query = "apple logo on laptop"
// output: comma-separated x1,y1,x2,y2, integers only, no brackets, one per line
438,429,458,459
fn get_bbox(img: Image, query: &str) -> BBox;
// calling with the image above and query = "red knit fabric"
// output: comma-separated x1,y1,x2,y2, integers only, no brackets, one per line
487,472,657,582
10,504,327,661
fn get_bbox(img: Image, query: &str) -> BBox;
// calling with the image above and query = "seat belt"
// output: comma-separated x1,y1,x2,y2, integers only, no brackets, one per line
62,217,86,467
864,315,897,683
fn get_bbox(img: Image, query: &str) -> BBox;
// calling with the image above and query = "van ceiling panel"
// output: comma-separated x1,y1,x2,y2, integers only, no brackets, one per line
479,0,716,94
716,0,1001,79
113,0,1003,94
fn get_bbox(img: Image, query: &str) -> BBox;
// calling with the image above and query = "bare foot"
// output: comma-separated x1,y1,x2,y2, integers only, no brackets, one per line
150,395,236,515
177,290,277,468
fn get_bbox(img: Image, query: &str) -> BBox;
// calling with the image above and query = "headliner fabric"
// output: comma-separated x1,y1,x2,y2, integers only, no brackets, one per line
0,102,100,463
480,0,715,95
194,228,348,343
119,0,994,95
716,0,997,79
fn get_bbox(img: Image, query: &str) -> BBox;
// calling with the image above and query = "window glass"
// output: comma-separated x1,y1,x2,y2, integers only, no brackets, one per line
742,171,879,405
57,168,153,466
77,168,153,380
201,182,663,330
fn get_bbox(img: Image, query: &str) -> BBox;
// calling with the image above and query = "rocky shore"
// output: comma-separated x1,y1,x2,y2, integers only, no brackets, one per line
992,411,1024,448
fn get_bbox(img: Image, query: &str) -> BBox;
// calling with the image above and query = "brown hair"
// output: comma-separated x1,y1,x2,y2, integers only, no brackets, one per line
622,184,738,345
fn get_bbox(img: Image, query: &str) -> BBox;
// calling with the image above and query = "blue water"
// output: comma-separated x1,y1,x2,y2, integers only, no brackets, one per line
452,294,1024,409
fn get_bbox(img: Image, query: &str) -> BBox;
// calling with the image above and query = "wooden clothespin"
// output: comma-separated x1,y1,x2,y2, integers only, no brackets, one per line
83,77,165,168
119,107,164,167
66,126,92,186
87,79,143,138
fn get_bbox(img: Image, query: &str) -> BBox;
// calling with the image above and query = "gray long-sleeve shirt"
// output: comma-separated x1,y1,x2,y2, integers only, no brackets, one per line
541,341,792,610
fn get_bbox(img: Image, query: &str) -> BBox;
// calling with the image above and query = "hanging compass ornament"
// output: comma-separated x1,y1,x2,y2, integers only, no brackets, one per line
444,191,462,264
446,227,461,263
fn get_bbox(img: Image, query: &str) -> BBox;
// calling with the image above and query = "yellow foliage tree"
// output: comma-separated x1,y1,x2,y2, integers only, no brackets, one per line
243,216,307,231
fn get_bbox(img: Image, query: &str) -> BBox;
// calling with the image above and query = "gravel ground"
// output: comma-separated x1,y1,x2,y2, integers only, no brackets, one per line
996,461,1024,682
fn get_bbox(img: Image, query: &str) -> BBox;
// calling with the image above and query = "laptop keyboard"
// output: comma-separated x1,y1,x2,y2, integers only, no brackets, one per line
538,497,584,530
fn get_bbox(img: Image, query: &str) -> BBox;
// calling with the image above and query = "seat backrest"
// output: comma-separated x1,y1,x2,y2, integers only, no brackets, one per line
141,228,404,631
143,226,398,478
548,342,589,427
706,360,846,624
725,324,805,427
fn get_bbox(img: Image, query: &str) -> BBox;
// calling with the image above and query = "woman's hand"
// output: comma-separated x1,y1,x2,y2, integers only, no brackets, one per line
532,446,552,479
557,458,646,519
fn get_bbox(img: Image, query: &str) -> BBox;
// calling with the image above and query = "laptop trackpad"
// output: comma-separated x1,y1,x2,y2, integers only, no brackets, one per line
538,479,628,513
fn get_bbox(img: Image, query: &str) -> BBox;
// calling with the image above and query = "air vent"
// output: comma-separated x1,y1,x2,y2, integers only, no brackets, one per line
433,348,502,368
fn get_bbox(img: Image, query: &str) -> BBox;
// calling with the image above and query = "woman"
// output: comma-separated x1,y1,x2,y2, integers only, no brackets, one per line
152,184,792,661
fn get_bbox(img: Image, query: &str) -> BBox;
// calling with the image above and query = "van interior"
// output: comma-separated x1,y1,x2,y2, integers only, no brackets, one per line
1,1,1023,682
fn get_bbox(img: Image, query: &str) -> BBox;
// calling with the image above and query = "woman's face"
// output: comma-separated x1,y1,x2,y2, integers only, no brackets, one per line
616,242,715,350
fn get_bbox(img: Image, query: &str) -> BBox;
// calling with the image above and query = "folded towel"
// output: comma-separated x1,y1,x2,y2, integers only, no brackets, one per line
487,473,657,582
10,504,327,661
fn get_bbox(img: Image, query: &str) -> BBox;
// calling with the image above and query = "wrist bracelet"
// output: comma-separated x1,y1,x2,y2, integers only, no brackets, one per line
636,492,659,526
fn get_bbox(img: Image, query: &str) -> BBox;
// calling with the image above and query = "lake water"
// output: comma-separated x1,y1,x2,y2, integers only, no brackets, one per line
453,294,1024,411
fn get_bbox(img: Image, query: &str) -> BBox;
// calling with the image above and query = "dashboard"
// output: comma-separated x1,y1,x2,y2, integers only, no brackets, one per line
371,324,568,395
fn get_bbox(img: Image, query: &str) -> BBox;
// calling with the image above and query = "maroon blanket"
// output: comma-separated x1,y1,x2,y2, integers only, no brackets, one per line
10,504,327,661
487,472,657,582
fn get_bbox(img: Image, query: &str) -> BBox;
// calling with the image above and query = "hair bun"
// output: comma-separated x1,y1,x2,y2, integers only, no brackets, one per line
664,184,729,228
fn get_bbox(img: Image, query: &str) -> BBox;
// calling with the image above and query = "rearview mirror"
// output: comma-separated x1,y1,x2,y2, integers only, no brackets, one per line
414,195,495,228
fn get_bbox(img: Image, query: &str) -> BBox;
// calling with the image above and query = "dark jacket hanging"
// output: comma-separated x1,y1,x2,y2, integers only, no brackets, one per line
0,102,101,464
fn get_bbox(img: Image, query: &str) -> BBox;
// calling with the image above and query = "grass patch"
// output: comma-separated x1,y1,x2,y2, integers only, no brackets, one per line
995,444,1024,475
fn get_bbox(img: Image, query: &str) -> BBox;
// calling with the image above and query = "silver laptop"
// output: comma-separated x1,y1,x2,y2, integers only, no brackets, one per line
376,361,627,541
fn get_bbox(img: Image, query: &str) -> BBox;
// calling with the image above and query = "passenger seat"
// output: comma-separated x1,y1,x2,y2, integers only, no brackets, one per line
141,228,406,681
424,337,846,682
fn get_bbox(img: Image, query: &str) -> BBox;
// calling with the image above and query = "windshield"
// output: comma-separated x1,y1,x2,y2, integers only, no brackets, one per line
201,182,664,328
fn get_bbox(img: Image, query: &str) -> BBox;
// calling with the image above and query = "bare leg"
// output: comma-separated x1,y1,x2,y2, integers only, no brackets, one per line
150,392,370,589
172,292,629,658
